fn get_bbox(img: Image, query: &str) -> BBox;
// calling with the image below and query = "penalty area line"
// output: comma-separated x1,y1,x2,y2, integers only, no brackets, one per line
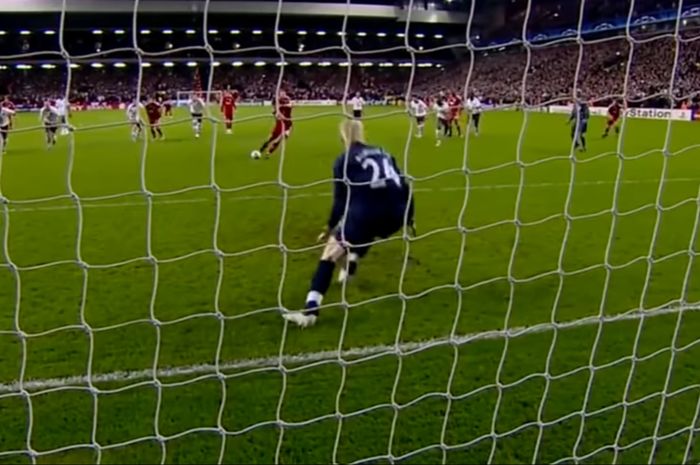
6,177,700,213
0,304,697,394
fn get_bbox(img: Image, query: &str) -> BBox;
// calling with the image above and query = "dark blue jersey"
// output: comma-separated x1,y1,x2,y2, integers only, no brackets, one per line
327,142,411,231
569,101,590,127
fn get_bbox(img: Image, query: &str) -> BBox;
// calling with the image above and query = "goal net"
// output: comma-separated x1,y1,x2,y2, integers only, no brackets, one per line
0,0,699,464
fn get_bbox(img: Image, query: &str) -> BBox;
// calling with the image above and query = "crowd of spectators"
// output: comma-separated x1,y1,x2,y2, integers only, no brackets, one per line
2,33,700,109
416,35,700,107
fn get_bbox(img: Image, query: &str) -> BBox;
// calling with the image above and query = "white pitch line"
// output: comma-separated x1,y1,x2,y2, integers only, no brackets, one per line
6,177,700,214
0,304,696,394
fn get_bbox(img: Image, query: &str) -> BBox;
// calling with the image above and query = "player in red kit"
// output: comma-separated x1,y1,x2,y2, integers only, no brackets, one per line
145,97,164,140
2,96,16,129
162,98,173,118
220,89,238,135
257,90,293,158
448,92,463,137
603,99,622,138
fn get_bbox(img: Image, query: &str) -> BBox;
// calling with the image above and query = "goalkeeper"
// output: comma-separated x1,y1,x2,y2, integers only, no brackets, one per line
568,96,590,152
284,120,415,328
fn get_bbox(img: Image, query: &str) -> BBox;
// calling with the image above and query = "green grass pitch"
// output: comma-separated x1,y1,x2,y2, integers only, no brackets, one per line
0,106,699,464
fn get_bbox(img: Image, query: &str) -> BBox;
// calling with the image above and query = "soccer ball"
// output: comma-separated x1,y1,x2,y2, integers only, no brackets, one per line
250,150,261,159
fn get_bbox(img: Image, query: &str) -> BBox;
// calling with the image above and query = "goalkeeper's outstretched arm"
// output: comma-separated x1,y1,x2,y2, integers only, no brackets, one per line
326,162,349,236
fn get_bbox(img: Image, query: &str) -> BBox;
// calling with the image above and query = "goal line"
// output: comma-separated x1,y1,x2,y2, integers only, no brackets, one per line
1,302,697,395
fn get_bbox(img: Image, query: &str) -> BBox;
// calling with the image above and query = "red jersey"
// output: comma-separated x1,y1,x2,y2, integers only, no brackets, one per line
608,103,621,119
145,102,161,121
275,96,292,122
2,100,15,110
449,96,462,116
221,93,237,112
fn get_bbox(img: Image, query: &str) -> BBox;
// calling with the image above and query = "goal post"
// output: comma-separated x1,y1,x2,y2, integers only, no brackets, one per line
0,0,699,464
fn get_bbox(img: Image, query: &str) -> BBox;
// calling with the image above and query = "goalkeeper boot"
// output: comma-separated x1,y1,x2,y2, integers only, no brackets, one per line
283,311,317,328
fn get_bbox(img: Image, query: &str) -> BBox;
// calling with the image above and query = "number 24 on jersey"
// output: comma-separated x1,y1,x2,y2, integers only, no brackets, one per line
361,156,401,189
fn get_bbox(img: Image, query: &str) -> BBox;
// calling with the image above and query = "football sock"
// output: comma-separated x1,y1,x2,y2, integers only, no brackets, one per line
347,260,358,277
305,260,335,315
268,141,281,154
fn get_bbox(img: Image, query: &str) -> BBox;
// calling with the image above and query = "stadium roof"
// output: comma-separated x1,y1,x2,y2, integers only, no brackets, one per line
1,0,700,61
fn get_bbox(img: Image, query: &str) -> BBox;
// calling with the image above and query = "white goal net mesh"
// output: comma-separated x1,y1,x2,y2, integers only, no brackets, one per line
0,0,699,463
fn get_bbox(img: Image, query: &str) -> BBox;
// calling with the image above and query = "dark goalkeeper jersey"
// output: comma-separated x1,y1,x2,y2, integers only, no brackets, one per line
327,142,412,231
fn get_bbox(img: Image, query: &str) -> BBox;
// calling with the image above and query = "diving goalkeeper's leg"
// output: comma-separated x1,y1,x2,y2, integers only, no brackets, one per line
283,235,347,328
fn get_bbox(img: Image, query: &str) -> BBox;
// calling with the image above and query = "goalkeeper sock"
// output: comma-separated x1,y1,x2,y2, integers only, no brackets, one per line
347,252,359,277
305,260,335,315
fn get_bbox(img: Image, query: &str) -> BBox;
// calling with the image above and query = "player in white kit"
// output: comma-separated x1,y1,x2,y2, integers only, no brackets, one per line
433,96,450,147
410,97,428,138
126,100,143,141
39,101,60,149
55,97,70,135
0,106,16,153
349,92,364,119
467,92,482,136
189,94,206,138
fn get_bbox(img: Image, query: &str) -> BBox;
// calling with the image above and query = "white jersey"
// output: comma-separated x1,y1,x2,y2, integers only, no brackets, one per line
189,97,206,115
350,96,364,111
467,97,482,114
55,98,68,116
410,100,427,118
0,107,15,127
40,106,60,125
126,103,141,122
434,101,450,120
